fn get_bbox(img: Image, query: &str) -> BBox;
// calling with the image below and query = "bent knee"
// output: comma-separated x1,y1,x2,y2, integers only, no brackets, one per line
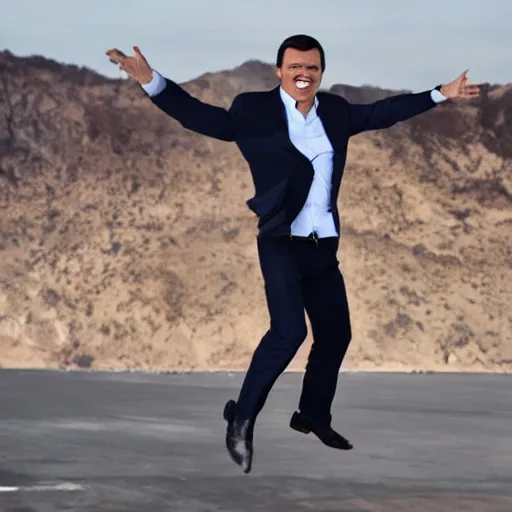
269,323,308,349
291,324,308,346
334,329,352,357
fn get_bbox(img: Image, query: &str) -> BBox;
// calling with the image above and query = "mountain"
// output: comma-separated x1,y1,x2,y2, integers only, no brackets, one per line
0,50,511,372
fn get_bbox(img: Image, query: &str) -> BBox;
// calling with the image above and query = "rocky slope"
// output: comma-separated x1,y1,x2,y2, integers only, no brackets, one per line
0,50,511,372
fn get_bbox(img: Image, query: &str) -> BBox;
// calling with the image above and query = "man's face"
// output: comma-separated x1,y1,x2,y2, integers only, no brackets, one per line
275,47,323,105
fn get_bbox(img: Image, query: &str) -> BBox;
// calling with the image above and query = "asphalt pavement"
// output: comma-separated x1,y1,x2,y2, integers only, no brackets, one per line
0,369,511,511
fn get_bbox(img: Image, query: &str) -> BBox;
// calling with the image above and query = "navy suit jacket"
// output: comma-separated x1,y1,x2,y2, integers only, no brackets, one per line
146,80,438,237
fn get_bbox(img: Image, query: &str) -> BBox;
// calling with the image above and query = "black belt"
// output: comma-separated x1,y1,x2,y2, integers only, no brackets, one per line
277,232,320,245
289,232,319,242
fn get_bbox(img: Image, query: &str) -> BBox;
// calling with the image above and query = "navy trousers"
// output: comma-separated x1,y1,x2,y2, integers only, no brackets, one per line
235,235,352,429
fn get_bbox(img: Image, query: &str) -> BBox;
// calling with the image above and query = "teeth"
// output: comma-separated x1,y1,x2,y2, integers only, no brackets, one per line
296,81,310,89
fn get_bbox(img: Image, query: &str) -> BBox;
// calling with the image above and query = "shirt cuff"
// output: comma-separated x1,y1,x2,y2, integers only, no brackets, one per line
140,70,166,97
430,88,448,103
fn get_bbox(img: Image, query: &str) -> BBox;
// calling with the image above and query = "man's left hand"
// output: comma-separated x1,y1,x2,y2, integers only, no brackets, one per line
440,70,481,100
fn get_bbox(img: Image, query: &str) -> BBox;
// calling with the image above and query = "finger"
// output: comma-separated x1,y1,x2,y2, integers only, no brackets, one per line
458,69,469,84
118,60,132,72
133,46,143,61
105,48,127,58
462,89,480,98
455,70,465,80
133,45,148,63
106,49,127,64
118,63,133,79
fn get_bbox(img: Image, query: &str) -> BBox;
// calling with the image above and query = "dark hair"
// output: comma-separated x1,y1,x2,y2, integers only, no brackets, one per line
276,34,326,71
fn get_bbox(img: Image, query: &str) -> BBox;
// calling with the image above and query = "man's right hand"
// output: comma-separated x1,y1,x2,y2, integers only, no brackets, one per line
105,46,153,85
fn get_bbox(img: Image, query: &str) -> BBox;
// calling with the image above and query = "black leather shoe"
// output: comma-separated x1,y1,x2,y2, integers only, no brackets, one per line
223,400,253,474
290,411,353,450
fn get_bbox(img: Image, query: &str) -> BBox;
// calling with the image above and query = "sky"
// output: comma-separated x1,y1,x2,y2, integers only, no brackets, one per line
1,0,510,91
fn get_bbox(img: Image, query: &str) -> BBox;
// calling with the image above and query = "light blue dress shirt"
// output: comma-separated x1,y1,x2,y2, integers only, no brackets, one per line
142,71,448,238
279,87,339,237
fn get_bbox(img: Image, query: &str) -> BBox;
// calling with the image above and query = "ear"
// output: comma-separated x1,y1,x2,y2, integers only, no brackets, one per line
275,66,282,80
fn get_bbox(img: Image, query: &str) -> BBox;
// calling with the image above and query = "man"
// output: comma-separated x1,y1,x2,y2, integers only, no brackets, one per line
106,35,480,474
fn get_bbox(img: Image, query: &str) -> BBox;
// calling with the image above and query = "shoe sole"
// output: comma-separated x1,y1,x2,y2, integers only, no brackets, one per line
290,415,354,449
291,423,353,449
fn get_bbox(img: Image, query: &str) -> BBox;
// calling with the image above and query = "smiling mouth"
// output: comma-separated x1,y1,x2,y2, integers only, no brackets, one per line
295,79,312,90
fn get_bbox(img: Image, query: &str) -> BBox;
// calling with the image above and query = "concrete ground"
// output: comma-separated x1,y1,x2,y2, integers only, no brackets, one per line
0,370,511,511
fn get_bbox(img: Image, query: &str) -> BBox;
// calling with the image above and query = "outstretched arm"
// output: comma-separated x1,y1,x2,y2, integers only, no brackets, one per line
348,70,481,136
106,46,240,141
348,88,444,136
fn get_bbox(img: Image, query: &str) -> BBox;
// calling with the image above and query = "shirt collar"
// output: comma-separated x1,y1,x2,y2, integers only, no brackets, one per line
279,86,319,113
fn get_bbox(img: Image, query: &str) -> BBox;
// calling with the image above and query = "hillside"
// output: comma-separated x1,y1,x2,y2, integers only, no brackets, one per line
0,50,511,372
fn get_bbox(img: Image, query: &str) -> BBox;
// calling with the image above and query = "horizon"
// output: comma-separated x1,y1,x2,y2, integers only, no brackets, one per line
2,48,510,92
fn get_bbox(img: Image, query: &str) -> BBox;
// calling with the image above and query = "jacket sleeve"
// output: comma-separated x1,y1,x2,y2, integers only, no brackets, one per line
348,90,438,136
145,77,242,142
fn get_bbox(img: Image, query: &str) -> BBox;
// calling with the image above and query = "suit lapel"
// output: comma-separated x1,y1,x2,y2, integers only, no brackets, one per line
267,87,311,163
316,92,346,211
266,87,344,190
316,93,343,153
269,88,343,154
